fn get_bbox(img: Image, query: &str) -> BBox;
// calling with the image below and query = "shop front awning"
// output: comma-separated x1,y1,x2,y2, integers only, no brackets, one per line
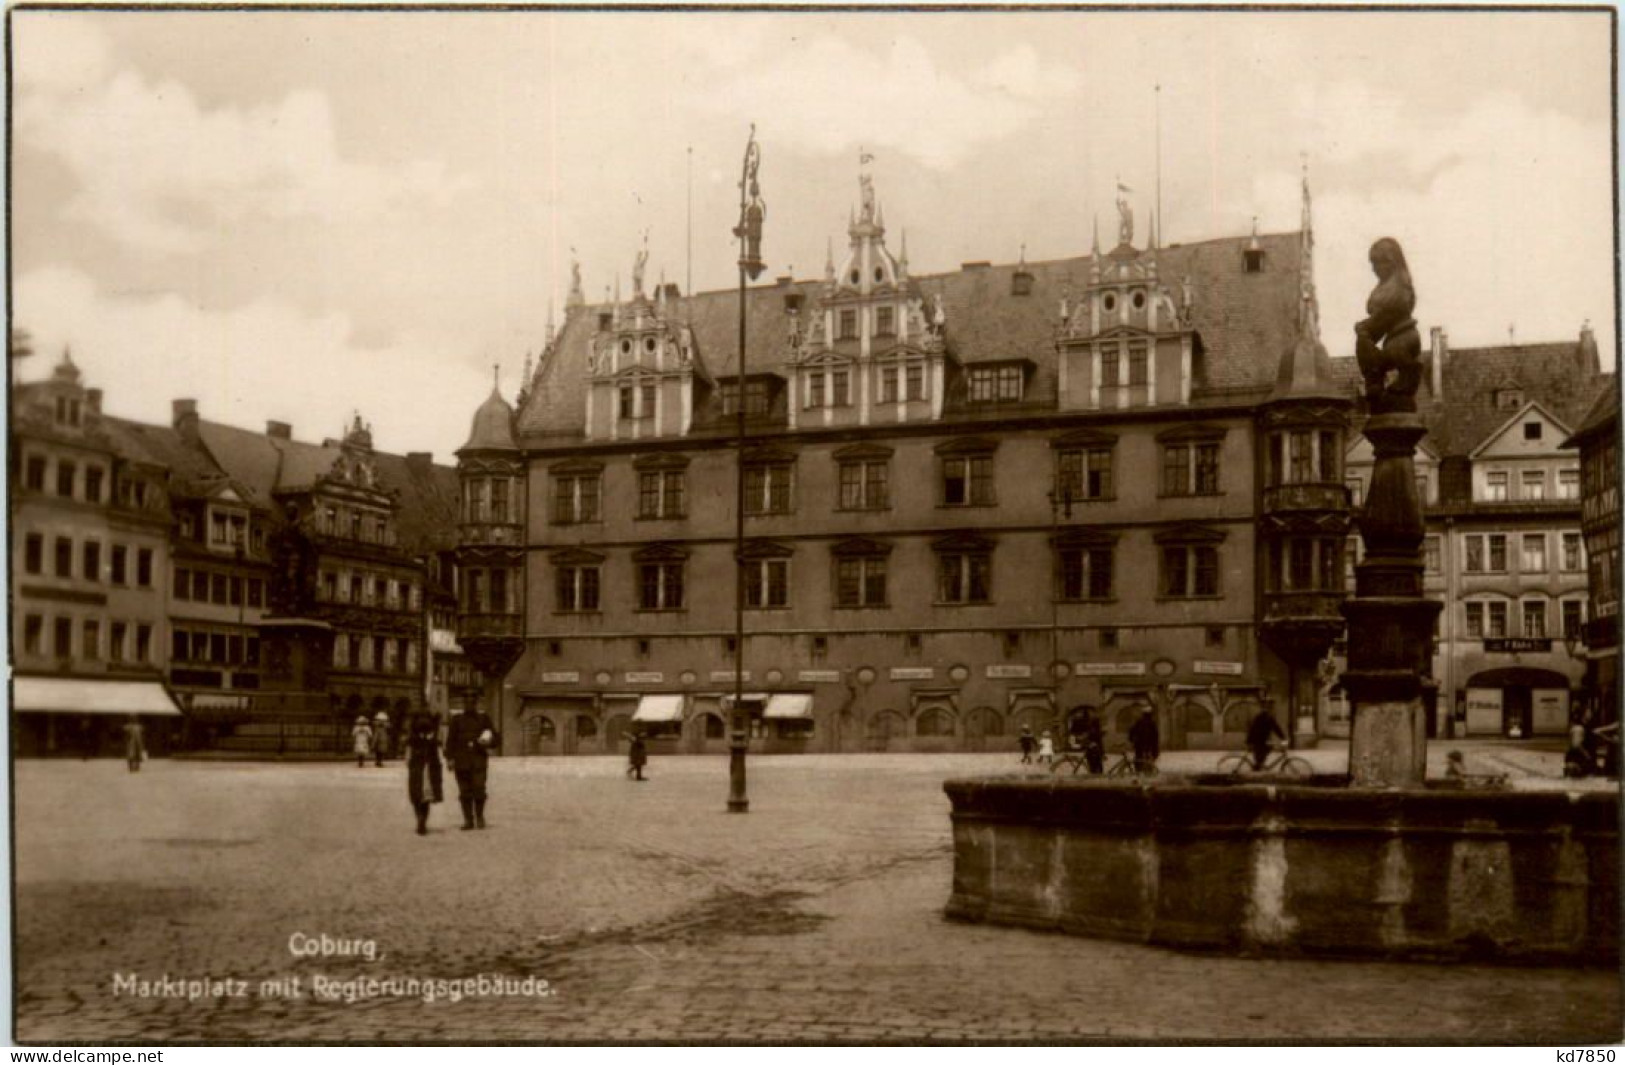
13,677,181,717
632,694,685,723
763,692,814,719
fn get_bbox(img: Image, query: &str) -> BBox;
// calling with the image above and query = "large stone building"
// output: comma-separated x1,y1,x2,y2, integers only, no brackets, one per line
1334,328,1610,739
10,352,180,754
463,170,1353,755
1565,382,1620,732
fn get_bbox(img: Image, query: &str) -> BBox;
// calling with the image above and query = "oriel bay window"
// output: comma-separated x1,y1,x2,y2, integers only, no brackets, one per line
633,544,686,611
1266,535,1343,592
832,538,890,608
633,454,688,520
934,533,993,605
937,438,996,506
1159,425,1224,496
835,444,891,511
1054,530,1114,601
1156,525,1224,598
551,463,602,524
741,541,793,609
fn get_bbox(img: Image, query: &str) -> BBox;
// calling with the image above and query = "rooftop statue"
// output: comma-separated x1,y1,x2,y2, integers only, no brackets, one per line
1354,237,1422,414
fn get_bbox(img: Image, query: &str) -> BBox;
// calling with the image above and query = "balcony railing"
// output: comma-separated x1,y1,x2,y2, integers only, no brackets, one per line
1262,483,1350,513
456,612,524,640
1263,591,1347,622
457,521,524,547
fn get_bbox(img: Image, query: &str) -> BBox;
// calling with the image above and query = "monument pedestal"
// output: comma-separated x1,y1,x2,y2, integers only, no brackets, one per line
1349,699,1426,788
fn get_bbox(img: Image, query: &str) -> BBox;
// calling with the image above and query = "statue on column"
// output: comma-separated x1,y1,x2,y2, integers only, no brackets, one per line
1354,238,1422,413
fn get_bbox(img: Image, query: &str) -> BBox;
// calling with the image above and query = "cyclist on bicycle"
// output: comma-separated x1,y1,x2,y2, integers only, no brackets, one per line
1246,706,1286,770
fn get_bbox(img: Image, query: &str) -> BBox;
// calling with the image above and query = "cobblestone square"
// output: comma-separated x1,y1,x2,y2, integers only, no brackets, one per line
14,749,1620,1044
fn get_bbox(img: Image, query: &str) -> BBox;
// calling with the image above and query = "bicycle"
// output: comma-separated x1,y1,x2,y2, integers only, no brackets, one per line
1048,744,1102,776
1217,743,1312,777
1104,746,1157,778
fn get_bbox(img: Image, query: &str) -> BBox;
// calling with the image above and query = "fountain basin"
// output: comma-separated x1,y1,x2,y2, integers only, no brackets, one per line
944,774,1618,965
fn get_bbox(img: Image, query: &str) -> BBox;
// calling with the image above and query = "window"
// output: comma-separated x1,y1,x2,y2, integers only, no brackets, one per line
212,512,229,545
835,556,887,607
1463,534,1508,574
839,459,889,511
1416,474,1430,505
942,454,994,506
720,381,769,416
937,551,992,604
487,570,507,615
1563,600,1584,639
807,372,826,408
1484,471,1508,502
1424,535,1441,574
109,622,126,662
1524,422,1543,441
1522,533,1547,573
359,636,374,671
1100,628,1119,650
556,565,601,612
1102,348,1120,388
82,619,100,660
54,618,72,658
1161,545,1220,597
559,478,604,526
915,708,955,738
489,479,510,524
322,572,338,602
82,541,101,583
1521,470,1545,501
111,545,127,584
618,385,635,420
880,366,899,403
906,364,925,400
638,562,685,610
84,466,103,504
838,309,858,340
875,306,895,336
54,537,72,578
1289,539,1314,589
1244,248,1264,273
1319,431,1340,481
1128,343,1149,387
212,573,229,605
24,455,45,491
192,571,209,601
1057,448,1113,502
135,624,151,663
1058,546,1113,600
831,370,850,407
1346,477,1363,507
968,366,1024,404
248,579,263,608
1162,441,1220,496
640,382,656,417
636,470,686,519
744,463,793,515
1563,532,1583,571
1487,600,1508,638
137,549,153,587
1465,601,1484,638
1557,468,1580,500
744,559,790,608
24,615,43,655
24,533,43,575
1289,432,1314,483
56,461,75,499
1522,600,1547,639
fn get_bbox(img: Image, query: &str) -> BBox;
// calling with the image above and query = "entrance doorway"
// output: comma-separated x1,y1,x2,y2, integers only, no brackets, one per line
1464,667,1573,738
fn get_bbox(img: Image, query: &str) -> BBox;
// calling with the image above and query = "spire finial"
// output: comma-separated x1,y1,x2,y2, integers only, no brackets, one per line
1298,157,1319,342
825,236,835,281
492,363,500,391
1019,242,1026,266
1091,215,1100,256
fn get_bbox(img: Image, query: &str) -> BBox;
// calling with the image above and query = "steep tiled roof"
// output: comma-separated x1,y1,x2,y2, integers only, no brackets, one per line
1425,340,1605,456
375,453,460,555
102,417,232,498
462,386,518,452
1566,375,1620,447
517,230,1304,441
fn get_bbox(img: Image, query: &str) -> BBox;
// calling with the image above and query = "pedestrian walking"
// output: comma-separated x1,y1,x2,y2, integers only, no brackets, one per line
122,715,146,773
351,716,373,768
372,711,391,767
1129,704,1160,773
445,706,497,830
626,728,649,781
405,709,444,835
1036,729,1055,765
1018,725,1035,764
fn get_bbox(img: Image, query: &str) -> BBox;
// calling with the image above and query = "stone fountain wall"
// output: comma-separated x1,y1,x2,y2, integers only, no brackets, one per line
944,776,1618,965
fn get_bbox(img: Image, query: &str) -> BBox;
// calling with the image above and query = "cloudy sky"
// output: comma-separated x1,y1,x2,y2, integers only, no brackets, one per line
11,9,1615,461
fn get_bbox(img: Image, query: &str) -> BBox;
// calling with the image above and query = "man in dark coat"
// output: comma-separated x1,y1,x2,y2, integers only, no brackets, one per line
405,710,444,835
1079,708,1105,775
1128,705,1160,773
1017,725,1035,764
627,729,648,781
1246,707,1286,770
445,706,497,830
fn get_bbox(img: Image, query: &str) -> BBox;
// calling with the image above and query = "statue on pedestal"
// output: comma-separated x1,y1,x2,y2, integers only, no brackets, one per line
1354,238,1422,413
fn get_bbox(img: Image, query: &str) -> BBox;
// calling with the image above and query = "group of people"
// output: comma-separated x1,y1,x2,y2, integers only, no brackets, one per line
387,705,498,835
1018,705,1162,774
350,712,393,768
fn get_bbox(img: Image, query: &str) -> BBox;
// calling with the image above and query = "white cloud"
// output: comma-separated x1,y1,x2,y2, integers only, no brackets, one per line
686,34,1079,169
13,15,110,95
16,41,477,255
15,265,489,461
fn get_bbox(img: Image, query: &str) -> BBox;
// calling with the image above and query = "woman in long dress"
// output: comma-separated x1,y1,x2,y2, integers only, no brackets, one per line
351,716,373,768
122,715,146,773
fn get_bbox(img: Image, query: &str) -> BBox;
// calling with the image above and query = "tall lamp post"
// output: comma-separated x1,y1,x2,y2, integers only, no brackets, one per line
729,125,765,813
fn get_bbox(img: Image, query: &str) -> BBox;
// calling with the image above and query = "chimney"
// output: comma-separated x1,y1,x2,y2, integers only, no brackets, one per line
1579,320,1601,376
1429,327,1447,403
266,420,292,440
661,282,681,301
173,398,199,443
406,452,432,474
86,388,102,414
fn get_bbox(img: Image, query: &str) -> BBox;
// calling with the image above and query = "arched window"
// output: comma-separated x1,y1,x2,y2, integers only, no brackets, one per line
915,707,955,737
